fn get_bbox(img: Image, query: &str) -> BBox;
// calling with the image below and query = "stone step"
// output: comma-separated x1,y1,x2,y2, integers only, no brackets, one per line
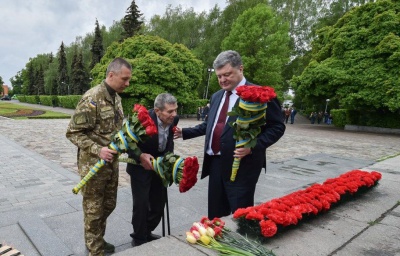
18,215,73,256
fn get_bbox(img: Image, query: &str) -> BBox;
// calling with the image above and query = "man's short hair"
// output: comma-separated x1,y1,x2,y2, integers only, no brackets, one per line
106,57,132,76
213,50,242,69
154,93,177,110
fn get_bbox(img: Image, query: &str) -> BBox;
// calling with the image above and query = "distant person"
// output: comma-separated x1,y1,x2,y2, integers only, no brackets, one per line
203,103,210,121
284,108,291,124
310,112,317,124
290,107,297,124
317,111,323,124
328,114,333,125
197,107,201,121
66,57,132,256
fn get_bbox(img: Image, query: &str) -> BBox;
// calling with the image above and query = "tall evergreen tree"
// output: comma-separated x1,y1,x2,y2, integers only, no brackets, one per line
36,65,45,95
48,52,58,95
70,48,78,94
26,63,35,95
90,19,104,69
57,42,69,95
72,51,89,95
122,0,143,39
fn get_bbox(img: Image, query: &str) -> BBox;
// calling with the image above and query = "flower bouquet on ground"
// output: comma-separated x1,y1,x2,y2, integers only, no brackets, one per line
72,104,157,194
151,152,199,192
185,217,276,256
233,170,382,238
228,85,277,182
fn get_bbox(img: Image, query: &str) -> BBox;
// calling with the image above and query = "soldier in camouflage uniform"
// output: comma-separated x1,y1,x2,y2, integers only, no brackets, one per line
66,57,132,256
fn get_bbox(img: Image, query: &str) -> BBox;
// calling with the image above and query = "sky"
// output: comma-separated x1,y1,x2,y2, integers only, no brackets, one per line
0,0,227,87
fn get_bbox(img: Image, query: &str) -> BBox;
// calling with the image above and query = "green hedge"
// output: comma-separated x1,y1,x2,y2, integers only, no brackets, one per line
38,95,59,106
331,109,400,129
23,95,39,104
58,95,82,109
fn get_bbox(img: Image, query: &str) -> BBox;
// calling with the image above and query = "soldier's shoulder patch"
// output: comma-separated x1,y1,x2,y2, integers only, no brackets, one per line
89,100,97,108
73,112,88,125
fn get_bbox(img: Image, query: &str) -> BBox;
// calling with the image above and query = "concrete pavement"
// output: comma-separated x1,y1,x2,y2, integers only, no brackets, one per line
0,101,399,255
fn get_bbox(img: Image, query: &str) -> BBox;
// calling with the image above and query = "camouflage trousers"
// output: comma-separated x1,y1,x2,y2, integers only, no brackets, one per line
81,166,119,256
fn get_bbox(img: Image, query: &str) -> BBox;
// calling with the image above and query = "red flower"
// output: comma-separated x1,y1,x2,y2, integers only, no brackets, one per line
245,211,264,221
236,85,277,103
212,218,225,229
178,156,199,192
260,220,277,237
233,208,251,218
145,125,157,136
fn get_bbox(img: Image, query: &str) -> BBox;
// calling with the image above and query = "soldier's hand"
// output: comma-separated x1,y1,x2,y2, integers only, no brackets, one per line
99,147,117,162
140,153,154,170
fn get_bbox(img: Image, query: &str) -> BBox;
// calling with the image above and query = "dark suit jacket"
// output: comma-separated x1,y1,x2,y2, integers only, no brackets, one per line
182,83,285,182
127,109,179,168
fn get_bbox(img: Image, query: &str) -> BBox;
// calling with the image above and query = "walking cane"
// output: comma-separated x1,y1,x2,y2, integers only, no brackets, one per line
162,187,171,236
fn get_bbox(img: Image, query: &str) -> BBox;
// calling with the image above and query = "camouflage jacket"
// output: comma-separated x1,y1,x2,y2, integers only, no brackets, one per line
66,81,124,176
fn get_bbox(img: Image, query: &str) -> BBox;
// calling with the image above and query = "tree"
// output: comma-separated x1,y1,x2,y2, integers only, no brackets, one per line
57,42,69,95
91,35,203,110
72,51,89,95
36,65,45,95
222,4,291,96
10,71,24,95
121,0,144,39
0,76,3,94
90,19,104,69
146,5,206,50
291,0,400,112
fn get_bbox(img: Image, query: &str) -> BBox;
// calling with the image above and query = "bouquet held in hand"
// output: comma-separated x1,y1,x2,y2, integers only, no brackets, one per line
72,104,157,194
151,152,199,193
228,85,277,181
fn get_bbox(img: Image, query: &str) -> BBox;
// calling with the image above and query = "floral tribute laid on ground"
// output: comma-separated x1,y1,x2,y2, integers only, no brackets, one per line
233,170,382,238
228,85,277,181
72,104,157,194
186,217,276,256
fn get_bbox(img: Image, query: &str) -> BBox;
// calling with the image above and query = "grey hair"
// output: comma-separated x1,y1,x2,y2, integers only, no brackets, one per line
106,57,132,76
213,50,242,69
154,93,177,110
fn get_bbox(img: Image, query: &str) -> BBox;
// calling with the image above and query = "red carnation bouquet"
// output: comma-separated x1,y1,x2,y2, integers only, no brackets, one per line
151,152,199,192
228,85,277,181
233,170,382,238
72,104,157,194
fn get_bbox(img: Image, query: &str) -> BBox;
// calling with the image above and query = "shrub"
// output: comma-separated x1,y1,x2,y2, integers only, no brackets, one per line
58,95,82,109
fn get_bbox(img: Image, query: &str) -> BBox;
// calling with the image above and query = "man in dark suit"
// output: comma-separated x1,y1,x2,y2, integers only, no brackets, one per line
174,50,285,219
126,93,179,246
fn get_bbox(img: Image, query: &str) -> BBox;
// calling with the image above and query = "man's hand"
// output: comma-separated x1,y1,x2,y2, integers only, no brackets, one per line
173,126,182,139
233,147,252,159
140,153,154,170
99,147,118,162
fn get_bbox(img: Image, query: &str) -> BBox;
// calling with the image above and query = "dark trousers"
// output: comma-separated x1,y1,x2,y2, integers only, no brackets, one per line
208,156,257,219
127,165,165,240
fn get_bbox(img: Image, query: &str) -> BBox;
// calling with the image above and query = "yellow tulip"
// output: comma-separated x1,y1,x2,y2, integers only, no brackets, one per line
200,235,211,245
186,232,197,244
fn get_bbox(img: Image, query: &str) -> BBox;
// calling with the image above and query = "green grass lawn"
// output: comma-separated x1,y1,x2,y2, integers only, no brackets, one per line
0,102,71,119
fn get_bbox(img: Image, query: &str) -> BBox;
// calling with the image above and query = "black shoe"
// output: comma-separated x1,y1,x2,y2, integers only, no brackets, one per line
147,233,161,241
131,238,147,247
104,241,115,253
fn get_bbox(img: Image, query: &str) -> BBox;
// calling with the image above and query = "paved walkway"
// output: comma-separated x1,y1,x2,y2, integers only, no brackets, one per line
0,101,399,255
